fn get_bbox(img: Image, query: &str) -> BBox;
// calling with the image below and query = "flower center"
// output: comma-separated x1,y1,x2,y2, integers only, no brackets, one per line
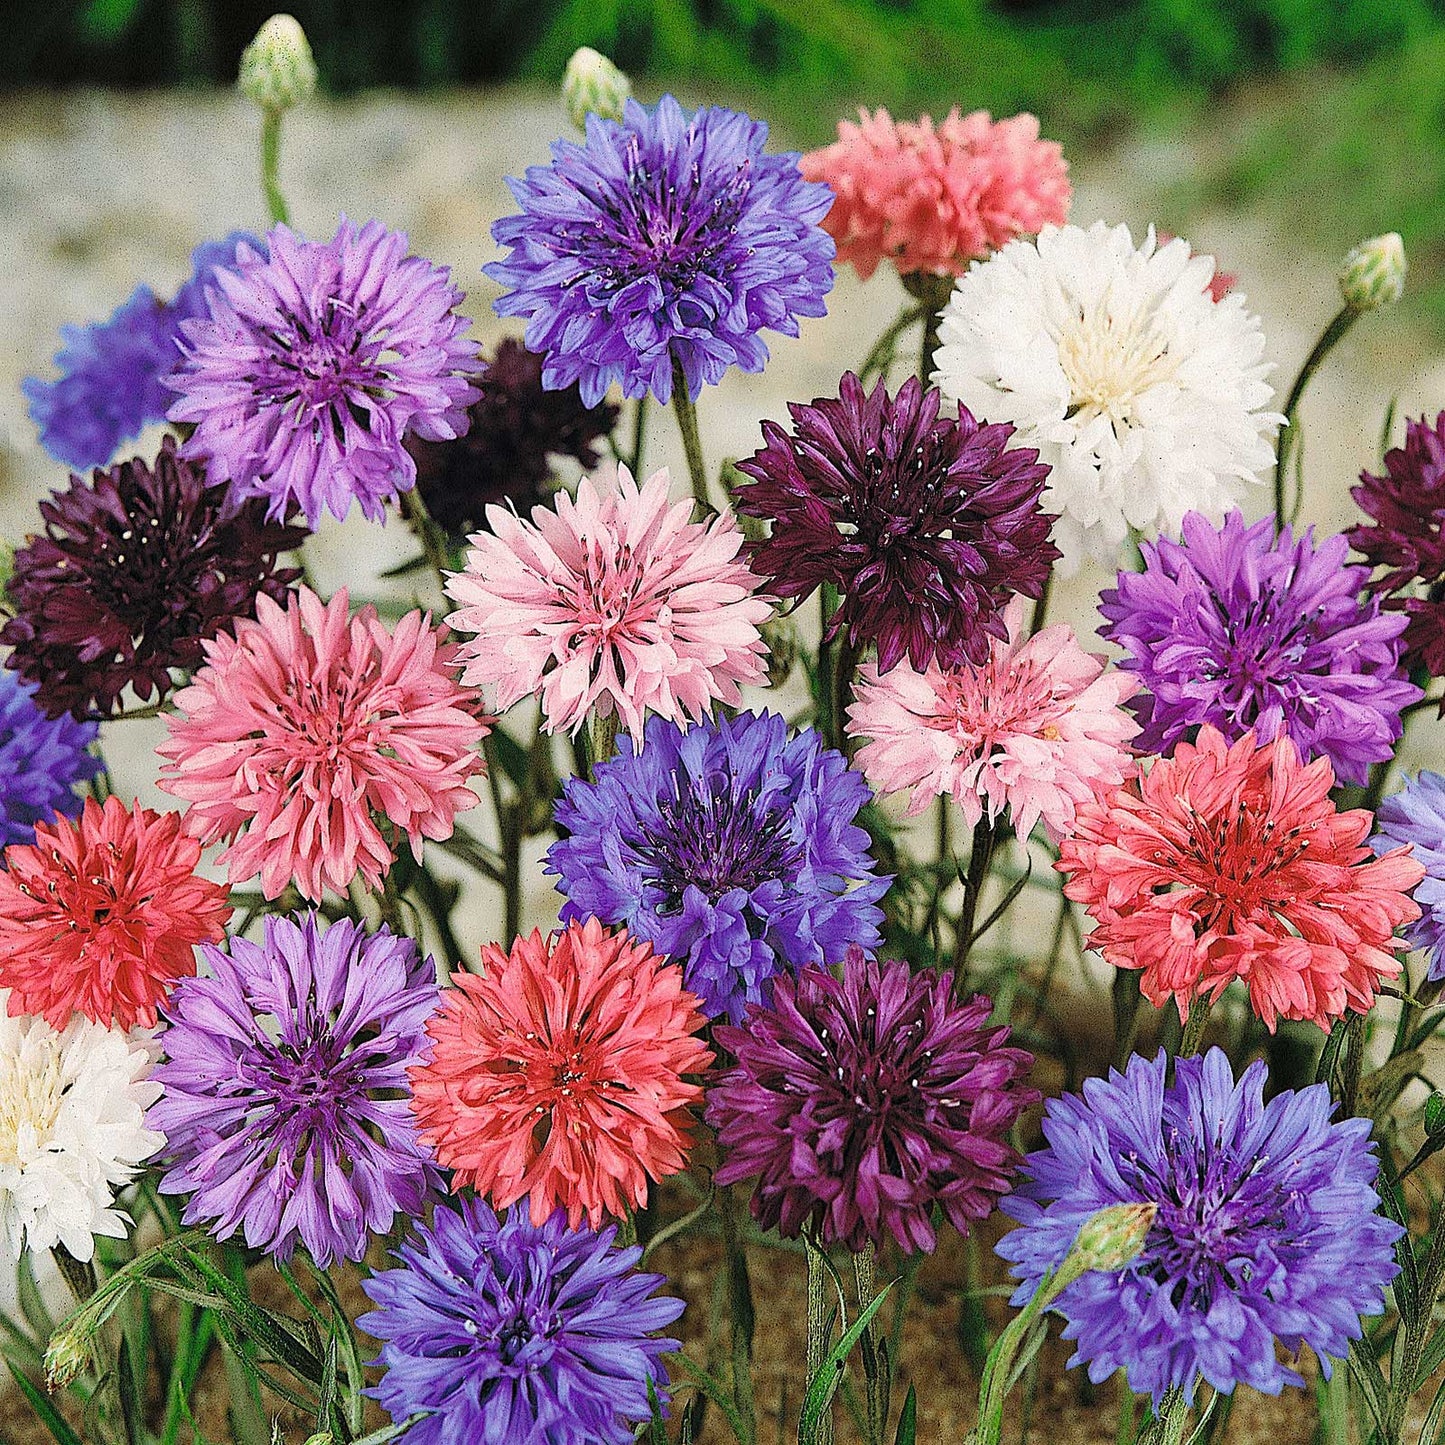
1203,593,1323,716
259,300,388,436
0,1036,65,1170
1057,299,1178,432
932,653,1069,754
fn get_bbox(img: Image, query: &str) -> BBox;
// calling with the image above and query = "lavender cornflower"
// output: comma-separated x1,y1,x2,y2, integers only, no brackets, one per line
1374,771,1445,981
0,673,99,851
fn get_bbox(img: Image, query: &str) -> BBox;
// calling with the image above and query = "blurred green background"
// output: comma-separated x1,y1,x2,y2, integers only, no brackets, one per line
7,0,1445,332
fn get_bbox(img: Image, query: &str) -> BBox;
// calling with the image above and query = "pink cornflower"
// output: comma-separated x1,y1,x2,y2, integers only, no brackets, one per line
847,599,1139,842
159,586,488,901
800,108,1070,281
445,465,772,736
0,797,230,1030
1057,726,1424,1032
409,917,713,1229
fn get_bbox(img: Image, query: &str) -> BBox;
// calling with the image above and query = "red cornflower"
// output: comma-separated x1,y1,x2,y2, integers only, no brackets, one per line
0,797,230,1030
1057,726,1423,1031
409,918,712,1228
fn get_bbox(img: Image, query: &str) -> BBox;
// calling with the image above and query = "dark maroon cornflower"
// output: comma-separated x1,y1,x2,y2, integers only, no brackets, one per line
706,946,1036,1253
2,438,305,720
406,339,619,537
733,372,1057,674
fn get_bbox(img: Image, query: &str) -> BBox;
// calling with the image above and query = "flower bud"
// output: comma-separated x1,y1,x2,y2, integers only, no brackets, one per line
238,15,318,114
44,1326,90,1391
1340,233,1406,312
1066,1201,1156,1274
562,47,631,131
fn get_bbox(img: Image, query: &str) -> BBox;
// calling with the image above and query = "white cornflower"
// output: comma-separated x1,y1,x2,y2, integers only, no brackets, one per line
0,997,162,1261
932,221,1281,572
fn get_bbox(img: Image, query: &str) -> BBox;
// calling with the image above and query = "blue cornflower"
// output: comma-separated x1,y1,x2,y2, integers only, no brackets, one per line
548,710,887,1023
487,95,835,407
997,1049,1401,1405
1373,770,1445,981
358,1198,683,1445
0,672,99,853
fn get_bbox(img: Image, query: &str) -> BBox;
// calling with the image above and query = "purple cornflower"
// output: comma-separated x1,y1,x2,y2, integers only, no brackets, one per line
1,438,304,721
1100,510,1419,785
24,232,263,472
733,372,1057,674
548,711,888,1023
1373,772,1445,980
488,95,835,407
167,220,479,527
997,1049,1401,1405
148,913,442,1268
707,947,1036,1253
0,672,99,852
359,1197,683,1445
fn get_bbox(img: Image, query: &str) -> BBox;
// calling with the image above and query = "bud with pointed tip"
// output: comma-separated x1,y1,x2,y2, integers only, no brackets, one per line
1064,1201,1157,1276
562,47,631,131
44,1326,90,1391
1340,233,1406,312
238,15,318,114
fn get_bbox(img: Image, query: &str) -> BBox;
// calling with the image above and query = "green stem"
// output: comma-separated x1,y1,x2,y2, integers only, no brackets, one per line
1178,996,1213,1058
398,488,453,596
52,1246,97,1307
1272,306,1357,524
954,816,1000,977
1029,572,1054,636
858,304,926,385
830,635,860,759
628,395,650,478
1135,1387,1189,1445
671,357,710,510
718,1188,758,1445
1340,1011,1367,1119
260,107,290,226
805,1233,835,1445
853,1246,884,1445
588,709,620,779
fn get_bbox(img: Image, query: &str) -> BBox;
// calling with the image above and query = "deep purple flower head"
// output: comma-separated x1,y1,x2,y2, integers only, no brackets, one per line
488,95,835,407
24,232,263,473
0,672,99,852
358,1197,683,1445
148,912,442,1268
167,220,480,527
1373,771,1445,980
733,372,1058,674
997,1049,1401,1405
407,337,619,537
707,948,1036,1253
548,711,888,1023
1,437,305,721
1100,510,1419,784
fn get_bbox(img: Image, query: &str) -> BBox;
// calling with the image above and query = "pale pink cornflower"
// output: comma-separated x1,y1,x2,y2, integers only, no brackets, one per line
847,599,1139,841
445,465,772,736
159,586,488,901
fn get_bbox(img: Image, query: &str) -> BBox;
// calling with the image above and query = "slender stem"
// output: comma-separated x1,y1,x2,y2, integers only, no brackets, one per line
1272,306,1357,524
628,395,650,478
671,358,710,510
52,1246,98,1306
398,488,453,597
260,107,290,226
1340,1011,1367,1119
718,1187,758,1445
954,816,999,977
588,710,620,779
1029,573,1054,636
858,303,926,385
1135,1387,1189,1445
1178,996,1213,1058
853,1246,883,1445
805,1232,835,1445
830,635,860,759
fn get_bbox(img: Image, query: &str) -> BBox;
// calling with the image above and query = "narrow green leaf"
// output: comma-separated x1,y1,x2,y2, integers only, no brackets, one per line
315,1333,340,1434
1347,1341,1391,1439
16,1252,56,1341
116,1334,144,1445
798,1283,894,1445
892,1385,917,1445
488,726,532,792
967,855,1033,949
377,552,434,580
7,1362,83,1445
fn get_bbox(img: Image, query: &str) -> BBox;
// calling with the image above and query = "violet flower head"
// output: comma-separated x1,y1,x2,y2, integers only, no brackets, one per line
1373,771,1445,981
548,711,888,1023
707,947,1036,1253
359,1197,683,1445
734,372,1058,674
0,672,99,852
1100,510,1419,785
148,913,442,1268
167,220,479,527
24,232,263,473
488,95,835,407
1,437,305,721
997,1049,1401,1405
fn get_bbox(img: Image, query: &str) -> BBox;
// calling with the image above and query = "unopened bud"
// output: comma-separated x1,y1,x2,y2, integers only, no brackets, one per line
238,15,318,114
1340,233,1406,312
44,1326,90,1391
1066,1201,1156,1274
562,47,632,131
302,1434,335,1445
760,613,800,688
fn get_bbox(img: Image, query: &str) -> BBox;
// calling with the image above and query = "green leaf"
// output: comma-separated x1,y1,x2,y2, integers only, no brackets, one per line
7,1362,82,1445
378,552,434,580
1347,1340,1391,1439
798,1283,894,1445
16,1252,56,1342
1416,1320,1445,1392
966,855,1033,950
116,1334,144,1445
315,1333,340,1435
489,726,533,791
1427,1091,1445,1136
893,1385,917,1445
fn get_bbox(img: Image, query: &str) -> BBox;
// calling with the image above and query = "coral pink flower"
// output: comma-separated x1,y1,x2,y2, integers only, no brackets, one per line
1057,726,1424,1032
0,797,229,1030
159,586,488,901
847,599,1139,842
409,917,713,1229
801,108,1070,280
445,465,772,736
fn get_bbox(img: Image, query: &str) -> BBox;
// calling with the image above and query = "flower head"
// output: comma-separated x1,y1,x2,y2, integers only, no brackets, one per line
1101,510,1418,786
734,372,1056,673
149,914,441,1266
0,996,162,1260
998,1049,1401,1404
848,597,1138,840
407,338,618,537
167,220,479,526
488,94,834,406
562,46,631,129
934,222,1280,572
548,711,888,1022
0,672,99,850
1340,233,1406,312
446,465,771,736
0,796,229,1031
359,1198,683,1445
159,586,487,901
409,917,712,1229
1373,772,1445,982
708,948,1035,1253
800,108,1069,280
1057,726,1423,1031
1,438,305,720
237,14,317,113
